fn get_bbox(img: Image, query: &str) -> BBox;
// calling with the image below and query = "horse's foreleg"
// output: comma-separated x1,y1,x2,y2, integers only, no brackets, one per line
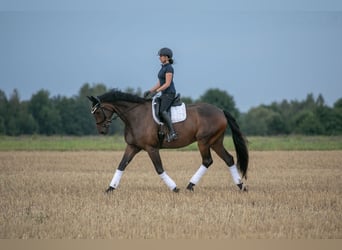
106,144,141,192
187,143,213,191
147,147,179,192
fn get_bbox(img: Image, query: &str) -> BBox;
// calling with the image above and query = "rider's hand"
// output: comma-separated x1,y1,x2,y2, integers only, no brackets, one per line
144,90,157,100
143,90,151,98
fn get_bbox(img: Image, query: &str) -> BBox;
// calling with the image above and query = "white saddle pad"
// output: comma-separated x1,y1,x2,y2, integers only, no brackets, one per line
152,97,187,125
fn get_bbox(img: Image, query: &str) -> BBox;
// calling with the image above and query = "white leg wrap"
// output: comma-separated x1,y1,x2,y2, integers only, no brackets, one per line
229,165,242,185
189,165,208,185
159,172,177,190
109,169,124,188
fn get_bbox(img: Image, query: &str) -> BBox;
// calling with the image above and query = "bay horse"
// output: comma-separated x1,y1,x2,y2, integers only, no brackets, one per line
87,89,248,192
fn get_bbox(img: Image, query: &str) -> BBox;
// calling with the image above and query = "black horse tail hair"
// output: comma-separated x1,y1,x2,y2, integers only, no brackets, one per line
223,110,249,179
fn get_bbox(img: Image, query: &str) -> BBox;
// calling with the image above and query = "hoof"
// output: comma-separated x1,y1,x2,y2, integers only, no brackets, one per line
186,183,195,192
237,183,248,192
105,186,115,193
172,187,180,193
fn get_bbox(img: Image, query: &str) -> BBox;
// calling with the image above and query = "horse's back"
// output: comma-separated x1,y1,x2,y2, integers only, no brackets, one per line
185,102,228,135
187,102,226,120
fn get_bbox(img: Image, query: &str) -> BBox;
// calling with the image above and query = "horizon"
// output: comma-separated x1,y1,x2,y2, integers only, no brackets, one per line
1,84,339,113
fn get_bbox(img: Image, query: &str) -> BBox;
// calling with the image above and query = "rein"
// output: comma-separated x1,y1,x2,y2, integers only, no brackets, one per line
92,101,142,127
111,102,142,121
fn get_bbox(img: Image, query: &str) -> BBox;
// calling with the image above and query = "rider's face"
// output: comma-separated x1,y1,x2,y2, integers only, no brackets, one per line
159,55,168,64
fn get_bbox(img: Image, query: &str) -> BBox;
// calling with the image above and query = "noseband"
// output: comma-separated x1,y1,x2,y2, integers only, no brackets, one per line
91,103,115,128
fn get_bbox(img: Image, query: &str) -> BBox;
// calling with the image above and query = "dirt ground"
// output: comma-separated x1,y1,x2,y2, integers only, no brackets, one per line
0,150,341,239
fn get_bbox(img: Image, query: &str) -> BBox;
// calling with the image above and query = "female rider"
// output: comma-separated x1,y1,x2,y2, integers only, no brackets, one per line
144,47,178,142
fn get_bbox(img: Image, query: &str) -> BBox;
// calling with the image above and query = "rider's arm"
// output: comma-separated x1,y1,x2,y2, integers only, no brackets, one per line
156,73,172,92
150,81,161,92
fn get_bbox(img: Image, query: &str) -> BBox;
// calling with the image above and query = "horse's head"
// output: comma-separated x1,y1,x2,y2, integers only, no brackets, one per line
87,96,114,135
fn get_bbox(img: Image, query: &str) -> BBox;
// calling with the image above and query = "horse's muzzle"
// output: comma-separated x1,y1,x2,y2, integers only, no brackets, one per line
97,125,109,135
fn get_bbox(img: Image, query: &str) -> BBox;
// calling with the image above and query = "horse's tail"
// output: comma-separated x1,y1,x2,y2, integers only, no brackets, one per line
224,110,249,179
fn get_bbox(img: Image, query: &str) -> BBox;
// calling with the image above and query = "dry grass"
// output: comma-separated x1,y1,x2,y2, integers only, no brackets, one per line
0,151,341,239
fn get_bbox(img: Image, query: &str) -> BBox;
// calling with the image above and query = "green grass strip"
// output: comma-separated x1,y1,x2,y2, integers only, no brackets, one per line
0,135,341,151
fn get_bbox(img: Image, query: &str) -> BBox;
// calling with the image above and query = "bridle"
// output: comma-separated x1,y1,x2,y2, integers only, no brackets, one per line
91,103,116,128
91,99,142,128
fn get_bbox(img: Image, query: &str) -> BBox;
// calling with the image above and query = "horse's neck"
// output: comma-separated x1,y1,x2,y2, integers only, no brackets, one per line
113,101,148,124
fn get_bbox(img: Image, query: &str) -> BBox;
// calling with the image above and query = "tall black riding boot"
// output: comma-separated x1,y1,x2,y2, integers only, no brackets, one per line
161,111,178,142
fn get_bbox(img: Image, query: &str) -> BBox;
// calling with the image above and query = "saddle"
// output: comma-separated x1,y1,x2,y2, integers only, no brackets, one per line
152,94,187,125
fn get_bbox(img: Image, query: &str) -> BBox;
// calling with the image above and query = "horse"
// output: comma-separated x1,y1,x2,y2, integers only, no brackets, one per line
87,89,249,193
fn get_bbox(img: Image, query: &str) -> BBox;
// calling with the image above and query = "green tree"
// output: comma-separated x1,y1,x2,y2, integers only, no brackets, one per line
0,89,37,135
199,88,239,118
329,111,342,135
17,101,38,134
6,89,21,135
242,106,285,135
54,96,81,135
29,90,61,135
315,100,342,135
78,83,108,99
293,110,324,135
0,90,8,134
1,85,340,136
334,98,342,109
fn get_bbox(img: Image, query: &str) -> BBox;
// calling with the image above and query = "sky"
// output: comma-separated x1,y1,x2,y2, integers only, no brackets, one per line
1,0,342,112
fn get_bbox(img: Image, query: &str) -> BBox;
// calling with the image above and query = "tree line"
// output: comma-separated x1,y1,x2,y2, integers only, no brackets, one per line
0,83,341,136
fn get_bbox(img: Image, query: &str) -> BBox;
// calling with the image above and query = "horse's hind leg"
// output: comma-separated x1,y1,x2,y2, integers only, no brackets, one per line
186,142,213,191
211,141,247,191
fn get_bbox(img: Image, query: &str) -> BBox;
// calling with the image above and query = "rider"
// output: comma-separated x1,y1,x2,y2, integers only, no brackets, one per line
144,47,178,142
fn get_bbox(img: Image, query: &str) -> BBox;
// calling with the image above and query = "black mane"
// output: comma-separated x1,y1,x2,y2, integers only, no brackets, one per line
98,89,146,104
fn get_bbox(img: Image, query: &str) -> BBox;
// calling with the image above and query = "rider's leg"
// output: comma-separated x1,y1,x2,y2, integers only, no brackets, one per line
159,93,177,142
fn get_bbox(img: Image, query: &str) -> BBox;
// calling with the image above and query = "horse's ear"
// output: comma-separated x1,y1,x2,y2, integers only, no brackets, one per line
87,96,98,105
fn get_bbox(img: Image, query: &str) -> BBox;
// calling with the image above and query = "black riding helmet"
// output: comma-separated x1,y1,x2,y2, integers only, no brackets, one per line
158,47,173,58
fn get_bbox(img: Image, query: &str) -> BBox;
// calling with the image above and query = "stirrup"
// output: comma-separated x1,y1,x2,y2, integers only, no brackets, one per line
167,132,178,142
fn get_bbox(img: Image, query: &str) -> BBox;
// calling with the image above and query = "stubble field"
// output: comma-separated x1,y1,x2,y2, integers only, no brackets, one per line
0,150,341,239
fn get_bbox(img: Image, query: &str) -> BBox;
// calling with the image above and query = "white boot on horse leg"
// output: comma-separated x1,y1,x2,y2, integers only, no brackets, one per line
187,164,208,191
229,165,248,191
106,169,124,193
159,171,179,192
